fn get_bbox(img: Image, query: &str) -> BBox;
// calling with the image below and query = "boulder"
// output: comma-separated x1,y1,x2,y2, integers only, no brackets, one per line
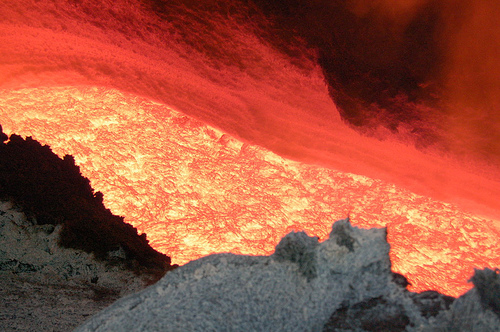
76,218,500,331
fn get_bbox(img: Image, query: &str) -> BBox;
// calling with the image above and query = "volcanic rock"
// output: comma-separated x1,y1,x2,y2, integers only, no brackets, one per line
0,200,151,331
74,218,500,331
0,127,176,331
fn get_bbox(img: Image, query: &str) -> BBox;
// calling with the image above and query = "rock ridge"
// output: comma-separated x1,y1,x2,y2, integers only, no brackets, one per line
76,218,500,331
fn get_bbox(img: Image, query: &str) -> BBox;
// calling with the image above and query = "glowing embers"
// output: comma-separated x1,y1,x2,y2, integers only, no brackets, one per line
1,86,499,297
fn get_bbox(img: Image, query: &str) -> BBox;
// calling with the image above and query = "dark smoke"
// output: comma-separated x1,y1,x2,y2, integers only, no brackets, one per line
249,0,500,163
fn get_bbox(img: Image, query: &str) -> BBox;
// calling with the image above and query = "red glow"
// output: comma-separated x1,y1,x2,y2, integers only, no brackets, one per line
2,87,500,298
1,0,500,298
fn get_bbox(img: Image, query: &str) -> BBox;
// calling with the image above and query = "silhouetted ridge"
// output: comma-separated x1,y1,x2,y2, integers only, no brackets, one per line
0,124,176,278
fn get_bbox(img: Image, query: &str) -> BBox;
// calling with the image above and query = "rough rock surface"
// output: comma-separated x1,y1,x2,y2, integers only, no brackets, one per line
0,201,151,331
75,218,500,331
0,127,173,274
0,127,177,330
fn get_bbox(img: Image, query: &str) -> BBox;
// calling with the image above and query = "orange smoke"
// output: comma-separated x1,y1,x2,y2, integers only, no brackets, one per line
351,0,500,166
439,1,500,162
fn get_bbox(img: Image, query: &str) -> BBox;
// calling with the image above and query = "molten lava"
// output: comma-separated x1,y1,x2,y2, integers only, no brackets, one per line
1,0,500,298
1,86,500,298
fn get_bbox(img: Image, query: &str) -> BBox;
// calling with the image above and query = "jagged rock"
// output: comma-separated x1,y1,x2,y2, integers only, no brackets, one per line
75,218,500,331
0,129,174,276
75,218,396,331
0,200,146,292
470,268,500,318
0,200,154,331
410,290,455,319
0,126,178,331
0,126,7,143
273,230,318,280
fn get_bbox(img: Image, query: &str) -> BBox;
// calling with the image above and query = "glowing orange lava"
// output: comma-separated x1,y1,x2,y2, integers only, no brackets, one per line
2,0,500,299
1,86,500,297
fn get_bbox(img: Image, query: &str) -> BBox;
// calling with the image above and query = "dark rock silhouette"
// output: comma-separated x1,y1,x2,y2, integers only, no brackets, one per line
323,296,410,332
0,125,176,279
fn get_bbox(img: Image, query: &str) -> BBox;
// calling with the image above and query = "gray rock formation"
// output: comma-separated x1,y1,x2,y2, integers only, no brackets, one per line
74,218,500,331
0,200,147,291
0,200,151,331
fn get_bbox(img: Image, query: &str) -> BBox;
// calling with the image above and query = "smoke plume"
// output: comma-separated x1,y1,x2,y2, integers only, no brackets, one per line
253,0,500,163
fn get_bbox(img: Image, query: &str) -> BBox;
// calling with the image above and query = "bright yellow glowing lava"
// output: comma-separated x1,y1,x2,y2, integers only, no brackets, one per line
1,86,499,297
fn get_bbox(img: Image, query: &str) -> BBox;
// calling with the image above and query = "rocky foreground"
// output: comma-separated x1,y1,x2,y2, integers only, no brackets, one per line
75,218,500,331
0,126,176,331
0,200,154,331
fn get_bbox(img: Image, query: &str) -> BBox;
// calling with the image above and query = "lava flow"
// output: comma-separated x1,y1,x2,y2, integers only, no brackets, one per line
2,86,500,298
1,0,500,298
